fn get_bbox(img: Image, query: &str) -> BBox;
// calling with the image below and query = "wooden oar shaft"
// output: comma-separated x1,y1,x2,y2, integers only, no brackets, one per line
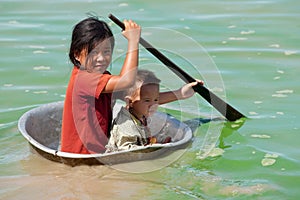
108,14,245,121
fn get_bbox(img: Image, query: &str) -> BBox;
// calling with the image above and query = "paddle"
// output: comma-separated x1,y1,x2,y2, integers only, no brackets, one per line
108,14,245,121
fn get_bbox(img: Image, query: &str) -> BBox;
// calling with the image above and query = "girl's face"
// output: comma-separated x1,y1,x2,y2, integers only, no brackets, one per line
77,40,112,73
130,84,160,119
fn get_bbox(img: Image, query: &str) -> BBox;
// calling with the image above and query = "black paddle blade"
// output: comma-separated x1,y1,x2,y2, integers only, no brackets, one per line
192,84,245,121
108,14,246,121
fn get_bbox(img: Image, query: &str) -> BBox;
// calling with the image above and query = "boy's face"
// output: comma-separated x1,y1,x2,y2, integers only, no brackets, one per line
77,39,112,73
130,84,159,119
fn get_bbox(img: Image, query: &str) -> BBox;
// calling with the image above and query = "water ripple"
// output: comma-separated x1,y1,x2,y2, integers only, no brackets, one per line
0,104,40,114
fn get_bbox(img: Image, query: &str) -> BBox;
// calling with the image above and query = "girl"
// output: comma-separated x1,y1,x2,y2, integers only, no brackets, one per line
60,17,141,154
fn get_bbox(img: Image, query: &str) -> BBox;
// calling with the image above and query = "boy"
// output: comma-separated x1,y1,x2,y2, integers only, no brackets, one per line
106,70,203,152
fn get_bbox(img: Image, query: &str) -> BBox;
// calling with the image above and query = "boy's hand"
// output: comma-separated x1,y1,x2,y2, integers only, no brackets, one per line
177,80,204,100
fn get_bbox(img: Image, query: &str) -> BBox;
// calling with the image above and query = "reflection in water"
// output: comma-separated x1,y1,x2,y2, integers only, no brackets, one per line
183,116,243,160
0,154,151,200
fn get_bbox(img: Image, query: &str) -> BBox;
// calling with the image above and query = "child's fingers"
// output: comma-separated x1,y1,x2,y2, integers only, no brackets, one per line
123,19,140,30
189,80,203,87
188,81,198,87
190,79,204,86
123,19,129,30
196,79,204,85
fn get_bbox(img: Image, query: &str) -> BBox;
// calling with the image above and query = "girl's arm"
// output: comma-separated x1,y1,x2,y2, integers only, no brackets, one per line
104,20,141,93
159,80,204,105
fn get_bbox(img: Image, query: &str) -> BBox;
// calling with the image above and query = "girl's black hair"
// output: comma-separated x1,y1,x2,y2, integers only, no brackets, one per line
69,17,115,67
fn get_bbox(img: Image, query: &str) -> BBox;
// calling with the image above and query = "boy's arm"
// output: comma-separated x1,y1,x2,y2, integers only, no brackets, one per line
159,80,203,105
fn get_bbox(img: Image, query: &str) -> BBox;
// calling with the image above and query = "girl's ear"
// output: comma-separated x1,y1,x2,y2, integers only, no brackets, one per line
74,52,82,67
75,48,87,67
75,56,80,62
74,50,80,60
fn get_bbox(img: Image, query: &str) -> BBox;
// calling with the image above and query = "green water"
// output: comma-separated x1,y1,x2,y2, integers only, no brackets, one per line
1,0,299,199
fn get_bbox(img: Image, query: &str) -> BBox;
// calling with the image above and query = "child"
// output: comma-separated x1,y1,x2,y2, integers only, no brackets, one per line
60,17,141,154
106,69,203,152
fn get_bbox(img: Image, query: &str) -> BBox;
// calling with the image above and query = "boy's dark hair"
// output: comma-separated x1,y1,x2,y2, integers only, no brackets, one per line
69,17,115,67
136,69,161,85
126,70,161,98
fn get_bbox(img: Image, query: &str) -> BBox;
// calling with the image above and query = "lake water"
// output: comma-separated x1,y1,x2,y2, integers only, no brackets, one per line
1,0,299,199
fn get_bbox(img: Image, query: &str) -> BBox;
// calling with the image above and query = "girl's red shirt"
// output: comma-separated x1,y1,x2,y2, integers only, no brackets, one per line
61,67,112,154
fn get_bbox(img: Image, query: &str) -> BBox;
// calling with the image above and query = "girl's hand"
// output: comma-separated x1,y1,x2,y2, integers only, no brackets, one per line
122,19,141,44
176,80,204,100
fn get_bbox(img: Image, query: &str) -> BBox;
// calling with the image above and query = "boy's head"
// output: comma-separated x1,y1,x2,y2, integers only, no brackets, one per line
69,17,115,68
126,70,161,118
